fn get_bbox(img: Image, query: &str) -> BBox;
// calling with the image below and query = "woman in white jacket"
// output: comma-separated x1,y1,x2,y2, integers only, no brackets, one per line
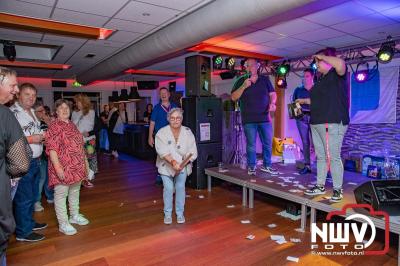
155,108,197,225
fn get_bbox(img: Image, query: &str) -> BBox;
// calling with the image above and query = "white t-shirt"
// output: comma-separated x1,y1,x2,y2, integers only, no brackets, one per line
71,109,95,141
10,102,43,158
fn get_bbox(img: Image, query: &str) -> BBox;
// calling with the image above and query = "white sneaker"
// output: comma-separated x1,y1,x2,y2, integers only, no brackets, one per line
177,215,185,224
59,223,77,236
34,202,44,212
69,214,89,226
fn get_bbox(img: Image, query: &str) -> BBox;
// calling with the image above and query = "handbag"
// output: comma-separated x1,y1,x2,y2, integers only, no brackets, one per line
272,137,294,156
288,102,303,119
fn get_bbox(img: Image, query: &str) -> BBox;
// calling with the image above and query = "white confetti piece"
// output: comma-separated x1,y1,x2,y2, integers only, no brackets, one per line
153,200,157,203
219,169,229,173
323,196,331,200
241,220,251,224
287,256,299,263
226,205,235,208
348,182,358,185
198,195,205,199
266,180,274,183
185,194,191,198
289,189,301,193
290,238,301,243
246,234,255,240
119,203,124,207
276,239,287,245
294,228,305,233
267,223,277,228
270,235,285,241
293,181,300,184
297,185,306,190
293,173,300,175
250,179,257,183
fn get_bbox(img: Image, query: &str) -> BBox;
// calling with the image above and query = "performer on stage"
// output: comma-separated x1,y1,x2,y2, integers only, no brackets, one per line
292,69,314,174
231,58,278,176
297,47,349,202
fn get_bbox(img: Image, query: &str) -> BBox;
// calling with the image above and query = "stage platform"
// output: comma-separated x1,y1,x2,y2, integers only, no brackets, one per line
205,163,400,264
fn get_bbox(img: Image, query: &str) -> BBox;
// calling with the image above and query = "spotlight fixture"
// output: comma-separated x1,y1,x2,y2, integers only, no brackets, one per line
119,89,130,103
377,36,395,64
225,57,235,70
276,76,287,89
310,59,317,72
2,41,16,61
213,55,223,69
276,62,290,76
128,86,141,101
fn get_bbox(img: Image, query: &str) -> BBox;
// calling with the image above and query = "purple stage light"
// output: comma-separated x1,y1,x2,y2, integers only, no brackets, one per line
355,70,368,83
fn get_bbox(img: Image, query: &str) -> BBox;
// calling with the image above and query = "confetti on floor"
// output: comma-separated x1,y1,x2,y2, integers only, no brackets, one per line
246,234,255,240
287,256,299,263
267,223,277,228
241,220,251,224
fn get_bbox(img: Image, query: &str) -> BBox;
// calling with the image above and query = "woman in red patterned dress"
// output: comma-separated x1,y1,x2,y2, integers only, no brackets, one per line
46,99,90,235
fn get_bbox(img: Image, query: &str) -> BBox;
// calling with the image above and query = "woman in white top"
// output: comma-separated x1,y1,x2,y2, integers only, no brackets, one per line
71,94,97,188
155,108,197,225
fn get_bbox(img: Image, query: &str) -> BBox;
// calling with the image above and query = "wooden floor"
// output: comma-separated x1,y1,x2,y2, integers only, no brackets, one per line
7,154,398,266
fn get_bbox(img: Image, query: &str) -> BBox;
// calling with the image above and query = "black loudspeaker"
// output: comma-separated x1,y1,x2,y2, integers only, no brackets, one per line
168,81,176,92
354,180,400,216
52,80,67,87
187,142,222,189
137,81,159,90
185,55,212,97
182,97,222,144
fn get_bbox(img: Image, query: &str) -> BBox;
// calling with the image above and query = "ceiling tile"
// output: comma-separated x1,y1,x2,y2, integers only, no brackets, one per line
105,18,156,33
355,0,400,12
262,37,308,49
263,18,324,36
235,30,284,45
250,45,292,57
42,34,88,45
302,1,375,26
0,0,52,19
56,0,129,17
285,42,325,53
52,8,110,27
115,1,181,25
315,35,365,48
331,13,395,33
137,0,208,11
381,6,400,22
107,31,142,43
0,28,43,40
293,27,345,42
352,23,400,41
16,0,56,6
86,39,126,48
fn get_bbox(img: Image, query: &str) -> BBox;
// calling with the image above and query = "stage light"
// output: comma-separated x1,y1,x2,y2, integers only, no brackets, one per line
277,62,290,76
225,57,235,70
377,36,395,64
276,76,287,89
311,59,317,71
355,71,368,82
2,41,16,61
213,55,223,69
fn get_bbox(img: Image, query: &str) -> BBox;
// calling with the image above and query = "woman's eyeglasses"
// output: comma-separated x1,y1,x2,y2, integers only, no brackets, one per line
170,117,182,121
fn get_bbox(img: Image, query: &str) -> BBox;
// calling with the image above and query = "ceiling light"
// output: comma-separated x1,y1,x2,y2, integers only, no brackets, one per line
2,41,16,61
276,76,287,89
225,57,235,70
213,55,223,70
377,36,395,64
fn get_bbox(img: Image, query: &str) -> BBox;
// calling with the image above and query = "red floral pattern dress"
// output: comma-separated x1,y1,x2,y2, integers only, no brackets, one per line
46,119,87,187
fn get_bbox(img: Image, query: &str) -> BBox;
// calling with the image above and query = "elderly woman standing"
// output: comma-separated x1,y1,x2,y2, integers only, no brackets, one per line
155,108,197,224
46,99,90,235
71,94,96,188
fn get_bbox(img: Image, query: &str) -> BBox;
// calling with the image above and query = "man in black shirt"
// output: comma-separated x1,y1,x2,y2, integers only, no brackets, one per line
297,48,349,202
292,69,314,174
231,58,278,176
0,67,31,264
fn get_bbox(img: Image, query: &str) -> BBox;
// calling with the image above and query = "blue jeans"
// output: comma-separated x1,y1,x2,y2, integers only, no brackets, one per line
0,253,5,266
243,122,273,169
160,170,187,218
296,115,311,165
311,123,348,190
13,158,41,238
36,157,54,202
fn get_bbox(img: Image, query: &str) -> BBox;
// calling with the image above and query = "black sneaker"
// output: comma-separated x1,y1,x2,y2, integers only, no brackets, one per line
16,232,45,242
33,222,48,231
299,165,311,175
247,167,256,176
304,185,326,196
260,166,278,175
330,189,343,202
